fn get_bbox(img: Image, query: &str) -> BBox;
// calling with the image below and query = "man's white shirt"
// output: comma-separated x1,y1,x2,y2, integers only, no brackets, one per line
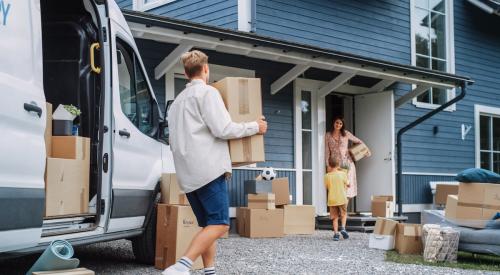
167,79,259,193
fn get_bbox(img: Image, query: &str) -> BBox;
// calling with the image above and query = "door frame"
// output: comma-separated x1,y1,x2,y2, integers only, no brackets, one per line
294,78,327,215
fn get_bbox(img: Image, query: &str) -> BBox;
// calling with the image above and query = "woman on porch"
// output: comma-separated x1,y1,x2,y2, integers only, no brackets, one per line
325,117,371,201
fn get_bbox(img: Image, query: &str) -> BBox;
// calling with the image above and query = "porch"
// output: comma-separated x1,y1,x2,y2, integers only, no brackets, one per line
123,10,472,217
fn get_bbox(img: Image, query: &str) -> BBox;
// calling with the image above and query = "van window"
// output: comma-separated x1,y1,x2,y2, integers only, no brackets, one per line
117,49,137,125
134,58,155,135
116,40,156,137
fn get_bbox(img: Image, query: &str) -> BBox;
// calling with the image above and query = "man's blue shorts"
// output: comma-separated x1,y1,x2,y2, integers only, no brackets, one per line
186,175,229,227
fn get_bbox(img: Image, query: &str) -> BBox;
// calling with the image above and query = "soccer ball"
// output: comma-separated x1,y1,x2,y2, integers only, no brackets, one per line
261,167,276,181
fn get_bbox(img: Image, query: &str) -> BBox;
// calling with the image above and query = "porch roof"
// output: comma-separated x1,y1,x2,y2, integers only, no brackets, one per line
123,10,473,106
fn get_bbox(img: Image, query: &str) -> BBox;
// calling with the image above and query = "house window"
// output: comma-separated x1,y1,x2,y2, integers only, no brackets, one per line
135,0,176,11
479,113,500,173
411,0,455,108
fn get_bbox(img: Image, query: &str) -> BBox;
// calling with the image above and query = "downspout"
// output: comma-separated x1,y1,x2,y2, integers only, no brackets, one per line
396,83,468,216
250,0,257,32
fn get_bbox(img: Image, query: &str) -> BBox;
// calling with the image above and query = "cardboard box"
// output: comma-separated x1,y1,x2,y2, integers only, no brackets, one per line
369,234,395,251
373,218,398,235
282,205,315,235
272,178,290,206
45,103,53,157
51,136,90,160
349,143,369,162
248,193,275,209
161,174,182,204
155,204,203,270
371,196,394,218
395,223,423,255
244,180,273,205
435,184,459,205
178,193,189,205
458,182,500,211
445,194,486,229
45,157,90,217
33,268,94,275
212,77,265,165
236,207,284,238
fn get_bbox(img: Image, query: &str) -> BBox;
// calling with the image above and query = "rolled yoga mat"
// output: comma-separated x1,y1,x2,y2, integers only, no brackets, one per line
26,240,80,275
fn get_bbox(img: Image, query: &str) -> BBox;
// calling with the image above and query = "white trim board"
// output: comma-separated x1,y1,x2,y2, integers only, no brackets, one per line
135,0,176,11
402,172,457,177
237,0,252,32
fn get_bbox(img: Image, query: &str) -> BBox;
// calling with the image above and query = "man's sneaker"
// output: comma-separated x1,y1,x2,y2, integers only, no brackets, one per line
340,229,349,239
162,266,190,275
333,233,340,241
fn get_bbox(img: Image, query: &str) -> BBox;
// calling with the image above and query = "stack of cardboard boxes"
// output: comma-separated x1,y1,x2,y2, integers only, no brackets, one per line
369,218,423,255
44,103,90,218
237,177,316,238
155,173,203,270
445,182,500,228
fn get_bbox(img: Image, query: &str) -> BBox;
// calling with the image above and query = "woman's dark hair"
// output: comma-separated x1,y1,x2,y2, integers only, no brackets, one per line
330,116,346,137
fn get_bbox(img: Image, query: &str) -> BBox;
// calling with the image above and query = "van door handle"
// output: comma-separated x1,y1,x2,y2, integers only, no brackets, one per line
24,102,42,118
119,129,130,138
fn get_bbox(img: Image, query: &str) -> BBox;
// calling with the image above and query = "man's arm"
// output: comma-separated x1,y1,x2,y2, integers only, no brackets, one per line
200,89,266,140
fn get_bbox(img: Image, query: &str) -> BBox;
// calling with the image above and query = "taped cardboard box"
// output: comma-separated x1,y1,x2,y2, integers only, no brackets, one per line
51,136,90,160
178,193,189,205
236,207,284,238
282,205,315,235
244,180,272,206
212,77,265,165
33,268,94,275
248,193,275,209
45,103,53,157
368,218,399,250
45,158,90,217
349,143,370,162
272,178,290,206
395,223,423,255
445,194,487,229
161,174,182,204
458,182,500,216
371,195,394,218
435,184,459,205
155,204,203,270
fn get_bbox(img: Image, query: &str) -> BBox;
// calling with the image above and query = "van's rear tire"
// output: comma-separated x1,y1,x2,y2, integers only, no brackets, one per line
132,204,157,264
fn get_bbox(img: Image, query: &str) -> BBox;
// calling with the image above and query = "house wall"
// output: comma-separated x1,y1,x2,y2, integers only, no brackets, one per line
124,0,500,205
117,0,238,29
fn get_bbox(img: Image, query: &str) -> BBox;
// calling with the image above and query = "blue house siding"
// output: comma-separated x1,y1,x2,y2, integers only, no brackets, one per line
116,0,132,9
401,174,455,204
144,0,238,29
229,170,296,207
255,0,411,64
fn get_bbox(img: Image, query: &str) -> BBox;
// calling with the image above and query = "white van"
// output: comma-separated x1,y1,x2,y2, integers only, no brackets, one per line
0,0,173,264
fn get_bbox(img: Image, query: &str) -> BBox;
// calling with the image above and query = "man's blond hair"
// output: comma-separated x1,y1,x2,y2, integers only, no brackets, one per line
181,50,208,79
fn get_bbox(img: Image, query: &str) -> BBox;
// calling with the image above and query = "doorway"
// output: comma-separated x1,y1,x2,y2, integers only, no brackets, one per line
294,78,395,215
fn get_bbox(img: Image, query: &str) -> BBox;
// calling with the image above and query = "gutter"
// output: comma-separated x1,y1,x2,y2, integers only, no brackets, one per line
396,83,468,216
467,0,500,16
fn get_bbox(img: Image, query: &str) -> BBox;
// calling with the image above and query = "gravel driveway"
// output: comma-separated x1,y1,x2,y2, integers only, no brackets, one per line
0,231,494,275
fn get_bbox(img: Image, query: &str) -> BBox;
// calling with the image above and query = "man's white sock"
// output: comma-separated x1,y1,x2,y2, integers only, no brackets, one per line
204,267,216,275
173,256,193,272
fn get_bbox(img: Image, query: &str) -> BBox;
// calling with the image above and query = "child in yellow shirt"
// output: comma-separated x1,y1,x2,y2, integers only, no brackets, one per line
324,157,350,241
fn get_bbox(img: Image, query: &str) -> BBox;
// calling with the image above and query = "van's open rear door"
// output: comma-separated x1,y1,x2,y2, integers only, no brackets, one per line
0,0,44,252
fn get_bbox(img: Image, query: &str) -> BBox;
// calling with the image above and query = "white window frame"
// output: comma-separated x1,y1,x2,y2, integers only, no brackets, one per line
474,104,500,170
410,0,456,111
133,0,176,11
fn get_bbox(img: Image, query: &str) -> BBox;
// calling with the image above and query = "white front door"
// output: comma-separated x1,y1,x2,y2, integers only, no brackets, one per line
354,91,395,212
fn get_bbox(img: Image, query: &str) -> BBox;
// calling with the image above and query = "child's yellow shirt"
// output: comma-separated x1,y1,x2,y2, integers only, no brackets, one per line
324,170,348,206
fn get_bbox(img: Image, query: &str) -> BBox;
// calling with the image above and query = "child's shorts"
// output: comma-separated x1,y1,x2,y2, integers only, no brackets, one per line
329,204,347,219
186,174,230,227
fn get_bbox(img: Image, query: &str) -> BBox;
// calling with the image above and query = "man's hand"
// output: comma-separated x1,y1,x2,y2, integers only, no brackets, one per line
256,116,267,134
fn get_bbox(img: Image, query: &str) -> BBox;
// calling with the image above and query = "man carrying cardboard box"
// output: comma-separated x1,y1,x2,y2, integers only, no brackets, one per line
165,50,267,275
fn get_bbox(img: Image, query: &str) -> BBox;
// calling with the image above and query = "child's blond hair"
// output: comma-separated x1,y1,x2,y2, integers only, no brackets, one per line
180,50,208,79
